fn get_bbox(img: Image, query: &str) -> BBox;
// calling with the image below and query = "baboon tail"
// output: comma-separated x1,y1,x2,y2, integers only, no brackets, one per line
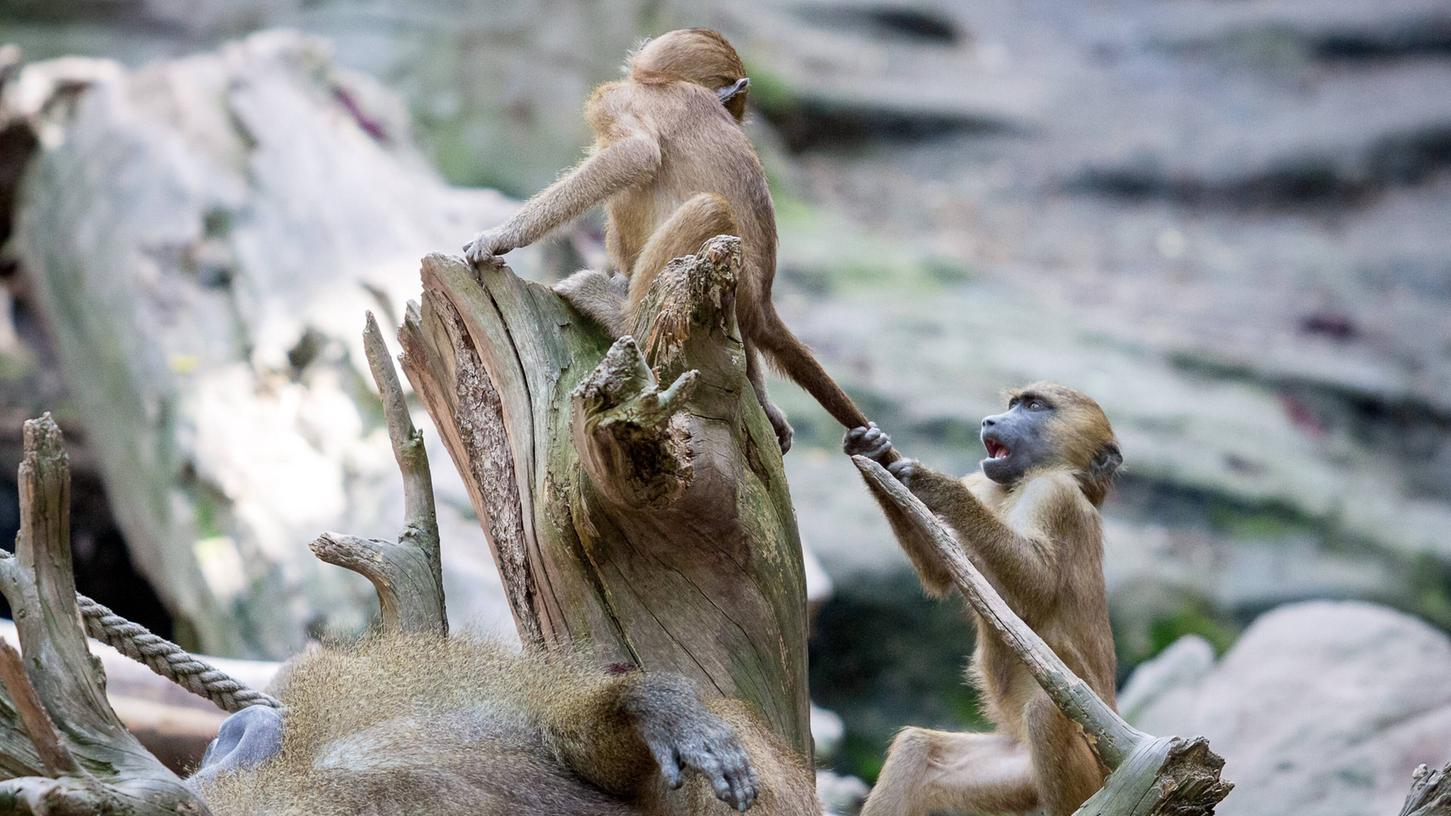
753,306,870,431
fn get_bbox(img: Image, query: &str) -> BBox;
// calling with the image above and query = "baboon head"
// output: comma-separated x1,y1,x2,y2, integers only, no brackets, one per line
630,28,751,121
979,382,1122,505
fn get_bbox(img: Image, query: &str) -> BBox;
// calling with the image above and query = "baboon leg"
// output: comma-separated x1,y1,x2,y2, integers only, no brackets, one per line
860,726,1038,816
555,269,629,336
745,342,793,453
1026,693,1106,816
627,192,738,311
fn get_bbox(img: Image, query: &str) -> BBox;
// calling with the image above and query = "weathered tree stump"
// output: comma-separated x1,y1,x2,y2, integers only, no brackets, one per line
0,416,205,815
398,237,812,755
852,457,1234,816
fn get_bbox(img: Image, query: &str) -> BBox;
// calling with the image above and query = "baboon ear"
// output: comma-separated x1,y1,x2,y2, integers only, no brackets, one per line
716,77,750,104
1090,442,1122,483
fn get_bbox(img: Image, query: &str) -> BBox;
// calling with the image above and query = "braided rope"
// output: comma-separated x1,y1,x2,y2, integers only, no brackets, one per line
76,594,282,713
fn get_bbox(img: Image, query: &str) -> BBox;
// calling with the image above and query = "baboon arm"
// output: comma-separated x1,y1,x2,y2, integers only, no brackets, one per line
496,132,662,251
861,727,1038,816
538,670,755,807
907,468,1082,613
862,475,955,596
536,673,658,798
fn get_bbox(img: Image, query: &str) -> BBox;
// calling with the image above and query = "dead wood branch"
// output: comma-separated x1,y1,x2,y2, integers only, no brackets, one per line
0,415,207,815
1401,762,1451,816
0,641,77,777
309,313,448,637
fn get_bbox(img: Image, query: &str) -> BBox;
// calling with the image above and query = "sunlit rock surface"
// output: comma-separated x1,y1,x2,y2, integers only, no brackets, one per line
1121,602,1451,816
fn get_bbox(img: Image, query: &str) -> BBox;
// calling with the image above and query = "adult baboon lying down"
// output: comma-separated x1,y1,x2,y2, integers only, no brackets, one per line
189,634,817,816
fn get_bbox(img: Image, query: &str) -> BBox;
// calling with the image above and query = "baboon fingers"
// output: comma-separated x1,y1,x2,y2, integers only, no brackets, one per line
695,752,729,801
862,427,891,457
743,760,760,809
845,423,895,460
887,458,918,483
670,724,761,811
653,745,684,789
462,229,507,265
728,767,753,812
764,401,793,453
725,751,758,811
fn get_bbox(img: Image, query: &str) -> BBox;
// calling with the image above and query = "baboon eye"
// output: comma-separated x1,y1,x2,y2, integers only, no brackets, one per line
1028,400,1047,411
1008,397,1020,408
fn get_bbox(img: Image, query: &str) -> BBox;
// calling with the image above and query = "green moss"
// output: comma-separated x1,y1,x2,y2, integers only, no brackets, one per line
742,64,800,118
782,250,965,299
1110,581,1242,672
921,255,974,285
0,349,35,381
1409,554,1451,629
771,188,819,232
1125,595,1242,664
202,207,233,238
189,480,227,541
1207,503,1306,539
1145,603,1239,657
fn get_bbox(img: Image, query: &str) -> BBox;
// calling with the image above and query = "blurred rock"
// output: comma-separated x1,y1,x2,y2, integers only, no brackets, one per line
3,31,529,657
811,703,845,761
758,0,1451,651
816,768,869,816
0,0,662,193
1115,633,1215,726
803,532,833,607
1122,601,1451,816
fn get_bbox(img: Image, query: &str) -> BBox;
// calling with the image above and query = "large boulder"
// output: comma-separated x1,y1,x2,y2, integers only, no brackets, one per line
1120,601,1451,816
5,31,535,657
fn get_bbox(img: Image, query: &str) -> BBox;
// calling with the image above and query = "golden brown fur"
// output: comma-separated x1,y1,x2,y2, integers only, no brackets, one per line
465,28,870,451
852,383,1120,816
196,634,817,816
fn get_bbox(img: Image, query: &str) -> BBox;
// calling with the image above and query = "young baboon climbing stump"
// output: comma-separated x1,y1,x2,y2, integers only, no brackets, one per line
398,237,812,757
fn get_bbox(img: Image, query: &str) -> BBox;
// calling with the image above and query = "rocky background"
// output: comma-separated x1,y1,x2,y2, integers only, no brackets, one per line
0,1,1448,813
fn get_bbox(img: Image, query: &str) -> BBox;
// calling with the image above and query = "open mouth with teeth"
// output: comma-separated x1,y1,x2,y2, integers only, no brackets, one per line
984,438,1011,460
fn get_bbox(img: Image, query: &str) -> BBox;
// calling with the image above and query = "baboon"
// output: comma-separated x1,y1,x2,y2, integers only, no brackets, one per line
463,28,871,453
189,634,818,816
843,382,1123,816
